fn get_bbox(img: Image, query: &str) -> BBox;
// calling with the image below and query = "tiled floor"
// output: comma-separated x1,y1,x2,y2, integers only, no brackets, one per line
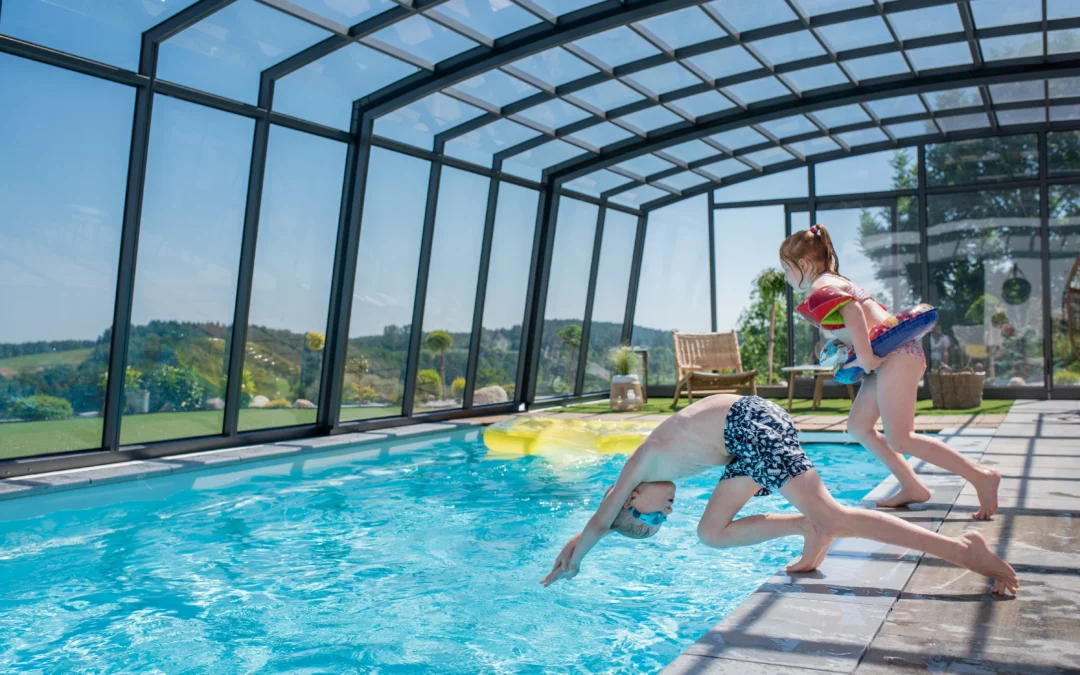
662,400,1080,674
531,411,1006,433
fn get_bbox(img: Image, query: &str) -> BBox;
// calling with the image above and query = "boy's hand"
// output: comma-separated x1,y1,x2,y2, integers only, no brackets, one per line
540,534,581,587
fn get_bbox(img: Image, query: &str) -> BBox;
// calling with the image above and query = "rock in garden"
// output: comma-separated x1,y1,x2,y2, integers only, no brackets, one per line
473,385,509,405
293,399,317,409
250,395,270,408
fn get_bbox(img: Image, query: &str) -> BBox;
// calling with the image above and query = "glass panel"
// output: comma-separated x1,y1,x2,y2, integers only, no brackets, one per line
812,104,871,128
514,99,591,131
886,120,938,138
239,127,345,432
670,91,736,118
817,17,893,52
970,0,1041,29
709,0,798,32
996,108,1046,126
796,0,871,13
632,196,711,385
444,118,540,168
686,47,762,82
427,0,542,40
636,7,726,49
0,55,134,460
1048,29,1080,55
609,184,669,208
711,127,768,150
989,80,1045,104
658,171,711,191
566,122,635,150
374,93,486,150
0,0,198,71
1051,104,1080,122
1048,131,1080,178
566,80,645,113
817,149,910,196
935,113,993,132
474,182,539,403
583,210,638,392
867,95,926,119
925,135,1038,187
614,154,677,178
275,43,419,132
714,167,808,203
787,136,841,156
843,52,910,81
714,205,787,384
924,87,982,111
366,14,478,64
414,167,489,412
503,139,586,182
289,0,395,25
723,77,791,104
927,189,1043,386
157,0,330,105
1049,184,1080,387
615,105,684,133
785,64,850,92
886,5,963,40
664,140,719,163
750,31,825,65
761,115,819,139
906,43,974,70
536,198,598,398
1049,0,1080,19
341,148,429,421
980,34,1043,61
624,63,702,96
452,70,539,108
744,147,794,166
564,169,634,197
700,158,746,180
530,0,605,15
509,47,598,87
122,96,252,445
837,127,890,147
572,27,661,67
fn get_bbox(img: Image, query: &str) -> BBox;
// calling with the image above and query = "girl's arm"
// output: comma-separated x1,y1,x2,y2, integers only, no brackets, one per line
839,302,882,373
540,446,654,586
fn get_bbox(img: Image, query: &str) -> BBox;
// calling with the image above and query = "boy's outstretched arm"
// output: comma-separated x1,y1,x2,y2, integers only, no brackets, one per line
540,445,654,587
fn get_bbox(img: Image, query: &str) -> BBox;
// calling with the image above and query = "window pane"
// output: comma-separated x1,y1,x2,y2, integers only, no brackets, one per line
365,15,477,65
374,93,485,150
535,198,598,398
238,126,346,432
1048,130,1080,178
475,183,539,403
341,148,430,421
583,210,637,393
715,206,787,385
816,149,914,196
632,196,711,385
0,55,134,459
925,135,1039,187
157,0,330,105
414,167,489,412
927,189,1043,386
122,96,253,445
714,167,808,203
0,0,198,71
1050,185,1080,387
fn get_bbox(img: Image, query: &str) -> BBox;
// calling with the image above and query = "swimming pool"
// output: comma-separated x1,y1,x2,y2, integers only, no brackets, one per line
0,428,887,674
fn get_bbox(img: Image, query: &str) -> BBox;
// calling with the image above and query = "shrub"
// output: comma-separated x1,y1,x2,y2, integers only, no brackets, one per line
147,365,205,412
9,395,74,421
265,398,292,409
450,376,466,400
1055,369,1080,386
416,369,442,400
607,346,640,377
504,383,515,397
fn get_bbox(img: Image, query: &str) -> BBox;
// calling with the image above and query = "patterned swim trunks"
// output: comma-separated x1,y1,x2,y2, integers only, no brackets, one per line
722,396,815,497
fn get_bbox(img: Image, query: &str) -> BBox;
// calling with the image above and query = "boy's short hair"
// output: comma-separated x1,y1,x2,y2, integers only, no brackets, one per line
605,486,660,539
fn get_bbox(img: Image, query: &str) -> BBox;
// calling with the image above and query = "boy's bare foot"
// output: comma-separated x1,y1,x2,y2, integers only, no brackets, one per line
787,521,833,573
972,469,1001,520
876,482,932,509
957,531,1018,595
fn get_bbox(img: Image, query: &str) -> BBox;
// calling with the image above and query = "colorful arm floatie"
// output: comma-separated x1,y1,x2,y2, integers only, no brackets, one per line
796,285,857,331
820,304,939,384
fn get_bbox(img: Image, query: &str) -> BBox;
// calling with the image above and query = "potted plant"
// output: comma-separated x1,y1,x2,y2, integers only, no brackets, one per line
608,346,643,412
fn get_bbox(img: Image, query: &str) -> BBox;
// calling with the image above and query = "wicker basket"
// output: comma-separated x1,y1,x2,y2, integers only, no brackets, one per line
930,366,985,410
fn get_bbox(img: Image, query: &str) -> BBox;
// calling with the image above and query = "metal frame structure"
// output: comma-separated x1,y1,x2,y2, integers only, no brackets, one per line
2,0,1080,476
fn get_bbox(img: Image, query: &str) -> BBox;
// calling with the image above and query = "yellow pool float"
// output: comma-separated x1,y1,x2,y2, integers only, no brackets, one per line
482,416,659,460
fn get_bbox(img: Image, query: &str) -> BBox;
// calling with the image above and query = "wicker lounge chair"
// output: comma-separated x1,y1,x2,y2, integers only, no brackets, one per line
671,331,758,407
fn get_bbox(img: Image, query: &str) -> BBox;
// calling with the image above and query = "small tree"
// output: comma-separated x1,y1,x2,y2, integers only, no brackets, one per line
450,376,466,401
345,355,369,379
755,268,787,384
425,330,453,398
415,369,442,402
558,324,582,385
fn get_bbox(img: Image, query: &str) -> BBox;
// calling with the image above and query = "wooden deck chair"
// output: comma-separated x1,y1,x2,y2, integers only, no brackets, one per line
671,331,758,407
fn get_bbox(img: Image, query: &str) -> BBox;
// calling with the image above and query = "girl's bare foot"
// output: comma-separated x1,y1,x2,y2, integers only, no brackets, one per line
957,531,1018,595
876,482,932,509
972,469,1001,520
786,521,833,573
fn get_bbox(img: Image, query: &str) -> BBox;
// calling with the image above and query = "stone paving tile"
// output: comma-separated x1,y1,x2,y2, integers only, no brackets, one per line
7,472,91,492
374,422,458,436
79,460,176,485
952,492,1080,515
855,632,1080,674
753,557,917,606
684,594,890,672
280,432,387,449
979,453,1080,470
663,655,828,674
0,481,36,500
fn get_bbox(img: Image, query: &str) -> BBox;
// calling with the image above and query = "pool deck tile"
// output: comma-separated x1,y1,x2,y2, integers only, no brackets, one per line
280,432,388,450
666,400,1080,675
374,422,459,436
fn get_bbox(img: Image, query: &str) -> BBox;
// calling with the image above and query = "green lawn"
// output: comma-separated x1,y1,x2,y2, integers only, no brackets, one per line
0,348,93,374
546,397,1014,417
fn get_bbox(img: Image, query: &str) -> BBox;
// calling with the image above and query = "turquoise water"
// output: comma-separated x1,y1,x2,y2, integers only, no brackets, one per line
0,429,887,674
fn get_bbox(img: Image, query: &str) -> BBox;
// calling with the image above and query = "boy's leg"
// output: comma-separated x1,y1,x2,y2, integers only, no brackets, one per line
875,354,1001,520
779,469,1018,595
846,374,931,507
698,476,831,573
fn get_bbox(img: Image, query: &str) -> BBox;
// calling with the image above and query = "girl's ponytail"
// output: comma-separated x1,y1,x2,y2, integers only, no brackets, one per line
812,224,840,275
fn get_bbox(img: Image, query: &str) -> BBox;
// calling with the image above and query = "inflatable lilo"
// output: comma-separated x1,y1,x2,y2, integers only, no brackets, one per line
482,416,659,460
798,286,938,384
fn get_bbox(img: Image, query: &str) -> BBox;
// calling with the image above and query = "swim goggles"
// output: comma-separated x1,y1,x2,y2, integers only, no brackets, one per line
628,506,667,527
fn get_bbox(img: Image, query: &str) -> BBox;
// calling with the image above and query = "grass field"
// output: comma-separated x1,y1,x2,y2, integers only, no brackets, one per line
546,397,1015,417
0,348,94,375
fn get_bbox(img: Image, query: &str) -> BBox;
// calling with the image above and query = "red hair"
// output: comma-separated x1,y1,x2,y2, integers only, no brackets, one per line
779,224,840,284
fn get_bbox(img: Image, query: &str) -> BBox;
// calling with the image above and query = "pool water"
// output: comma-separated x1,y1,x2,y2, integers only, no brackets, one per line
0,429,887,674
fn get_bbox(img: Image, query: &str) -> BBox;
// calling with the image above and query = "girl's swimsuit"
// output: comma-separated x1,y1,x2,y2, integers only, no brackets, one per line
721,396,814,497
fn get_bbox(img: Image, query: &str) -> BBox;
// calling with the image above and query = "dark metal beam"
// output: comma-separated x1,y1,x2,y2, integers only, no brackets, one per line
521,188,560,404
463,172,502,409
1039,129,1054,396
622,213,648,345
707,189,718,332
0,35,147,87
576,206,607,395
